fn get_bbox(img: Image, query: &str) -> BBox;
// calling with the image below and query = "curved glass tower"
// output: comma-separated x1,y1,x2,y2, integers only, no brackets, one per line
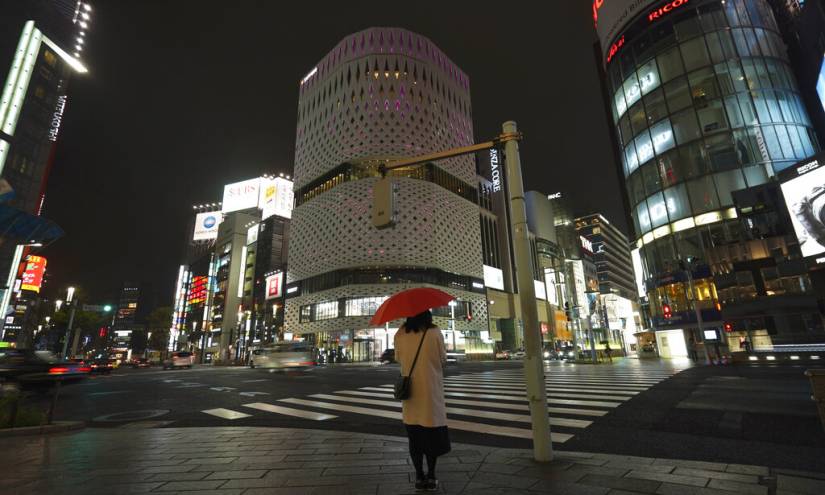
596,0,819,350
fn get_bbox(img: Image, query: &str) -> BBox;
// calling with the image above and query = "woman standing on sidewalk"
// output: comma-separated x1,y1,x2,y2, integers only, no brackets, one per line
394,310,451,491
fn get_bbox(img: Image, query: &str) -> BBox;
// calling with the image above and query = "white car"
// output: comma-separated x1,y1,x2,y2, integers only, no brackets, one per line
511,350,526,359
163,351,195,369
249,343,316,369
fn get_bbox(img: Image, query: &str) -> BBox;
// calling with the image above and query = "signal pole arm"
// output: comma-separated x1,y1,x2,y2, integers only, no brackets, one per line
379,132,522,174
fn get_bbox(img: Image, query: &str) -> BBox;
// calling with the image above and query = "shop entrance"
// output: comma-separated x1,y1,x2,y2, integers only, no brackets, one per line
352,338,374,362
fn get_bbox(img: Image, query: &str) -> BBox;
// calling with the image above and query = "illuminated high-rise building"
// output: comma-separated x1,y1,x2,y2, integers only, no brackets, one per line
594,0,821,357
285,28,489,361
0,1,91,334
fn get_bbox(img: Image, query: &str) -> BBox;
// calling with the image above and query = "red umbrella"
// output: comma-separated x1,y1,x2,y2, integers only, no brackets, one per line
369,288,455,326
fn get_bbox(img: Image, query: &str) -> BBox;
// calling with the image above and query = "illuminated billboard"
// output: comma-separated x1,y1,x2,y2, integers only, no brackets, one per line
222,178,261,213
265,272,284,300
193,211,223,241
21,255,47,293
781,156,825,259
187,275,208,306
260,177,294,220
482,265,504,291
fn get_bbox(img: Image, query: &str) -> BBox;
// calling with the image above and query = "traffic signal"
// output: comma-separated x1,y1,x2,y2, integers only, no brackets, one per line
724,322,733,332
663,304,672,319
98,327,107,338
564,302,572,321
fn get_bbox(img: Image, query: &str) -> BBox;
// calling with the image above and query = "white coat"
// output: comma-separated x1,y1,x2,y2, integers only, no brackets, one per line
394,325,447,427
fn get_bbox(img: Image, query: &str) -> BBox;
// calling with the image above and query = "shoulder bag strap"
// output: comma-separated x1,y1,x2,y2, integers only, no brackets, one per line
406,327,429,377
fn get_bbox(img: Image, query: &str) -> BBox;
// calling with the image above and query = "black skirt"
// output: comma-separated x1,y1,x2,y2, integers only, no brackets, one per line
405,424,451,457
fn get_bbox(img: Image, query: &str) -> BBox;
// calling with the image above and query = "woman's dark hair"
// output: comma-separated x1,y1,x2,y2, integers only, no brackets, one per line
404,310,434,333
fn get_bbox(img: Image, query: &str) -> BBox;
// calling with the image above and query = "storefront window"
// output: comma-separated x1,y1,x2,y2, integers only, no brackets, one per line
697,99,728,134
315,301,339,320
713,169,747,206
687,174,721,213
663,184,691,221
650,118,675,154
657,45,684,83
665,77,692,113
680,37,710,72
672,108,702,144
644,88,669,124
344,296,388,316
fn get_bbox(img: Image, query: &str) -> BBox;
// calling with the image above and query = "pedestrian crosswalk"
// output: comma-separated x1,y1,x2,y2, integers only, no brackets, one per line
199,365,685,443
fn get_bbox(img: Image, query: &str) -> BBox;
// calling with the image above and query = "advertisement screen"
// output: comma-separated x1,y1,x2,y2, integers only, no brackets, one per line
260,177,294,220
222,178,261,213
20,255,46,293
187,275,208,305
780,158,825,258
193,211,223,241
265,272,284,300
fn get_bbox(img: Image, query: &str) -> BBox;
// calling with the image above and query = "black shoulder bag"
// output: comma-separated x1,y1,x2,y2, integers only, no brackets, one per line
394,328,428,400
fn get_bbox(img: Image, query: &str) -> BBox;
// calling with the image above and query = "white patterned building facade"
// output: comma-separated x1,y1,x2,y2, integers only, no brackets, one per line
285,28,489,361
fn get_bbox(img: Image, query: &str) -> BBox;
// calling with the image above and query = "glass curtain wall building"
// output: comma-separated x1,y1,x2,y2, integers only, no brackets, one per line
595,0,819,354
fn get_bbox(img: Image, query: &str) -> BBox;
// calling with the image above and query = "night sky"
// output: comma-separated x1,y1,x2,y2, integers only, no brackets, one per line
41,1,623,304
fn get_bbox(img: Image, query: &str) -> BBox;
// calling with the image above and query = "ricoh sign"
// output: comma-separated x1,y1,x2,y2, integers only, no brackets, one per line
594,0,696,63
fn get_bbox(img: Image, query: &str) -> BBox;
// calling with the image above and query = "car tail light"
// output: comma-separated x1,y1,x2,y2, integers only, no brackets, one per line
299,361,315,366
78,366,92,373
49,367,69,374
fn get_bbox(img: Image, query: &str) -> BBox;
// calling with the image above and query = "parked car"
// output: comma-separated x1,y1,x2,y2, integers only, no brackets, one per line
162,351,195,370
380,348,395,364
446,351,466,363
88,359,113,374
542,348,559,360
249,343,315,369
0,349,90,385
559,346,577,361
130,358,151,368
495,350,511,360
511,349,526,360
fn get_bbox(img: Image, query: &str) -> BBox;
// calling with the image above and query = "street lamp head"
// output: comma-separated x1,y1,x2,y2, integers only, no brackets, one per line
66,287,76,303
103,304,112,312
55,299,63,311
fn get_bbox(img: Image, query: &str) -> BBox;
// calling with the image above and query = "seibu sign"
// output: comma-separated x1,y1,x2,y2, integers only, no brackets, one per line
594,0,693,64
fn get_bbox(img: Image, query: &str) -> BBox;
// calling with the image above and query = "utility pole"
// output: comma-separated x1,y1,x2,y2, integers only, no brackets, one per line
501,121,553,461
683,258,711,363
61,303,76,359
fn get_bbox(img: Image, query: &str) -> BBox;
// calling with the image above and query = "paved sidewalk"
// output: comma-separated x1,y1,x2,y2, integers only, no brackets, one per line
0,427,823,495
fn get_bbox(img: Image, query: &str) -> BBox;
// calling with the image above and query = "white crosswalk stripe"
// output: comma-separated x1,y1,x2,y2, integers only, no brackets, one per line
199,366,685,443
201,408,251,420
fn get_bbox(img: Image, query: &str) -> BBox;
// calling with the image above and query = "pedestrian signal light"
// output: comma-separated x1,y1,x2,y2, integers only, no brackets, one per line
724,322,733,332
99,327,107,338
663,304,672,319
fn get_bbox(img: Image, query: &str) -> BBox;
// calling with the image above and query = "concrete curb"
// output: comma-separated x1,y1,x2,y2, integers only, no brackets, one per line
0,420,85,438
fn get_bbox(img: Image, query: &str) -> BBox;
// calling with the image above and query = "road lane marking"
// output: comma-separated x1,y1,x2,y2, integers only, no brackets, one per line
239,391,270,397
243,402,337,420
442,382,641,395
243,379,268,383
278,398,571,442
377,384,632,402
88,390,130,396
209,387,237,392
358,387,621,407
310,393,590,428
202,408,251,420
333,390,608,417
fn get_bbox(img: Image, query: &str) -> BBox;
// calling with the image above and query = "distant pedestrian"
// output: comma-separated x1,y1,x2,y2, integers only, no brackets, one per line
394,310,450,491
604,343,613,363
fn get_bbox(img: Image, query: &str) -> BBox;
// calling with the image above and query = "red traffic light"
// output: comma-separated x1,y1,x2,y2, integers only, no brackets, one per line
724,322,733,332
99,327,107,338
663,304,672,319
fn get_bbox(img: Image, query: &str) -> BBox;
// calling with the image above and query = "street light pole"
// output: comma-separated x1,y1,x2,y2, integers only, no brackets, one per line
501,121,553,462
61,287,77,359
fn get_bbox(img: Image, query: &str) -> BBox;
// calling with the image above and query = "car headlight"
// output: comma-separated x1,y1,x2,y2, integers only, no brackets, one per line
543,351,550,358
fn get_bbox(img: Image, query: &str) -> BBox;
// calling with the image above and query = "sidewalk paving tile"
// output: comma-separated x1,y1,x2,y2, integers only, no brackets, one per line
527,479,612,494
202,469,268,480
672,467,760,484
706,478,768,494
579,473,662,493
655,482,744,495
625,470,709,488
152,480,227,491
776,474,825,495
725,464,770,476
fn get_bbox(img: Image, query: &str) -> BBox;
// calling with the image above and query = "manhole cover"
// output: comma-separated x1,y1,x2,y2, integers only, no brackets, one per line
93,409,170,423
